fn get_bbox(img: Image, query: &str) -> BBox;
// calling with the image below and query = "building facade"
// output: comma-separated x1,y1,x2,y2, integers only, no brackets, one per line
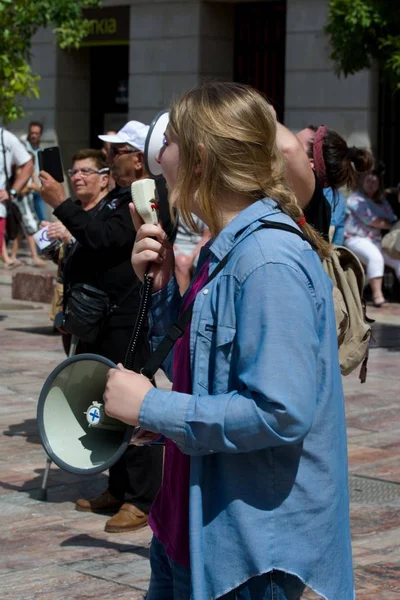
9,0,388,181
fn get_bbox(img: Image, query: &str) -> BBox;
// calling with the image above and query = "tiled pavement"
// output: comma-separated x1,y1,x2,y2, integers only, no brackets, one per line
1,262,400,599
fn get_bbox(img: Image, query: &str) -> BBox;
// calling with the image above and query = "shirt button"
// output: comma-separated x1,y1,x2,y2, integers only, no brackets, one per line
203,289,209,295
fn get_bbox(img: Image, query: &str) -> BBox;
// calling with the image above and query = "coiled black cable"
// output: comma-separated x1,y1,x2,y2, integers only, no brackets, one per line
124,273,153,371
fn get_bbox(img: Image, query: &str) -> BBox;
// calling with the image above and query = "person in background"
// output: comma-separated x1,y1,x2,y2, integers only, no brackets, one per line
323,187,346,245
23,121,46,222
45,222,71,334
173,213,210,294
104,81,353,600
40,126,165,534
256,109,331,240
296,125,373,239
9,154,46,267
345,170,400,307
0,126,33,269
384,183,400,220
43,149,109,334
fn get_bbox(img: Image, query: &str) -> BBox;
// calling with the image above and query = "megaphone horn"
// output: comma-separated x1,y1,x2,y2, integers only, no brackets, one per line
37,354,133,475
144,109,169,180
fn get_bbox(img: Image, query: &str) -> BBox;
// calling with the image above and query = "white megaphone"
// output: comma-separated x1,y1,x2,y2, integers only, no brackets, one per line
144,110,169,179
37,353,134,475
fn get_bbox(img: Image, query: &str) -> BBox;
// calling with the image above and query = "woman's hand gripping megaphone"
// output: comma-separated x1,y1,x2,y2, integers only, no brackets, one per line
130,202,175,293
103,363,153,427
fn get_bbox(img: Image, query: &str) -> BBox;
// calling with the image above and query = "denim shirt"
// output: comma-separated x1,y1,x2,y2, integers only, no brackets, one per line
139,199,354,600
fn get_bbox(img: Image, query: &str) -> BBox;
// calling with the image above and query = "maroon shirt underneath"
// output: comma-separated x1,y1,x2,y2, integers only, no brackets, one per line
149,259,210,567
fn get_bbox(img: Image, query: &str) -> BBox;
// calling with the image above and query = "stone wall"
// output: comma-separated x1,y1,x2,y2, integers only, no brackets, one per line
284,0,378,151
8,0,379,155
127,0,234,125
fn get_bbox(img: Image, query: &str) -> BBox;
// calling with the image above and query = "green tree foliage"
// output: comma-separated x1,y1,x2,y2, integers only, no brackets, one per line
326,0,400,88
0,0,100,123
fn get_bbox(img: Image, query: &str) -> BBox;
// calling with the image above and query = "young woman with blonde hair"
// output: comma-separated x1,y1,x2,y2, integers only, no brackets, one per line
104,81,354,600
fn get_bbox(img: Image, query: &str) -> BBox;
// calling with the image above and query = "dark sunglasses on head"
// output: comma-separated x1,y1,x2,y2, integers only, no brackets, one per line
109,147,141,158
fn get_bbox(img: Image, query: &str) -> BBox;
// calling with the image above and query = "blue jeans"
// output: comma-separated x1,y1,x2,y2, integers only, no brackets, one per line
146,536,305,600
33,191,46,223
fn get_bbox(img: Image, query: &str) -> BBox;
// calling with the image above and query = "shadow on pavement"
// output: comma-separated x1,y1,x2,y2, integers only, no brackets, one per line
371,323,400,351
6,325,59,336
0,467,108,503
3,418,41,444
61,533,150,557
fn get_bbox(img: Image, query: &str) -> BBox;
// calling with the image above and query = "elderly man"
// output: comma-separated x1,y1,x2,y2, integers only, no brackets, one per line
40,121,171,533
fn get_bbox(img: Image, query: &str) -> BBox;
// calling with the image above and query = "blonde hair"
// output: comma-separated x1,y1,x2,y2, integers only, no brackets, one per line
168,81,330,259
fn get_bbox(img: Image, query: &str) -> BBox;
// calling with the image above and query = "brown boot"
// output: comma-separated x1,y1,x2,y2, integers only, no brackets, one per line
104,503,149,533
75,490,123,513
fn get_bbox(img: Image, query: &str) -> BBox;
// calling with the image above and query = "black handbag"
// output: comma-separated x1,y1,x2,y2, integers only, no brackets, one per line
63,283,113,344
63,278,138,344
1,128,22,241
60,197,132,344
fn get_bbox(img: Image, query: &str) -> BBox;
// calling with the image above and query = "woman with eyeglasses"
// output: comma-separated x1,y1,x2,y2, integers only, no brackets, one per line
40,148,111,340
42,148,111,252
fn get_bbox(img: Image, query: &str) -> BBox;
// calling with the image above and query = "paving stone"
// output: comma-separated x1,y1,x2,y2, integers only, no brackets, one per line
1,268,400,598
1,566,145,599
67,554,151,590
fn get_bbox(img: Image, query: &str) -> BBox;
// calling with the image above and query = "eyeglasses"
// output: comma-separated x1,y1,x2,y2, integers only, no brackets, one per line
109,147,140,158
68,167,109,178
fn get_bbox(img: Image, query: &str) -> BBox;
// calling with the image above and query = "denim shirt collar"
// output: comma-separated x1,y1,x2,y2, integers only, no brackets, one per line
208,198,282,261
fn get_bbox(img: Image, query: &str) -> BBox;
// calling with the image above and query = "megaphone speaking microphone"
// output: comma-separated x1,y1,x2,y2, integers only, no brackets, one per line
37,354,133,475
144,110,169,179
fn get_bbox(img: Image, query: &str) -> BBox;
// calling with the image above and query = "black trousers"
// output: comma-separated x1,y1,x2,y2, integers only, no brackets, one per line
77,321,163,514
108,444,163,512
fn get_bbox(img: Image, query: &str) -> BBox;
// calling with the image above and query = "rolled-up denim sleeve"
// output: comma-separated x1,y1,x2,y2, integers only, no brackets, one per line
148,276,182,380
139,260,321,454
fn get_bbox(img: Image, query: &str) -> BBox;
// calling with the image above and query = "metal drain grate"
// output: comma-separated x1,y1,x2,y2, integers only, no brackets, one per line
350,475,400,504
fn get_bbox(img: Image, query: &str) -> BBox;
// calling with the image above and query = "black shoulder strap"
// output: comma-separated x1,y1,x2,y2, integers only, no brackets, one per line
259,219,306,239
141,218,312,379
141,251,231,379
259,219,317,249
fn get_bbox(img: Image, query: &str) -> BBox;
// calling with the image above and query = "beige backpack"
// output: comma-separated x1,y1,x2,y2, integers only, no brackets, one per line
381,221,400,260
260,222,373,381
322,246,373,382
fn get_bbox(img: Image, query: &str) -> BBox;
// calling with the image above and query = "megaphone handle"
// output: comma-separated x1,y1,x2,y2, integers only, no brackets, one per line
69,335,79,358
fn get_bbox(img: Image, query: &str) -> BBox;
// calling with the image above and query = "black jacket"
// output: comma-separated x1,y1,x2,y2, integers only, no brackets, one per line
54,187,142,327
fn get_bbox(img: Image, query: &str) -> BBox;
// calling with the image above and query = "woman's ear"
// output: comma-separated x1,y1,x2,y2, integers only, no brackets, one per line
195,143,205,177
100,175,109,190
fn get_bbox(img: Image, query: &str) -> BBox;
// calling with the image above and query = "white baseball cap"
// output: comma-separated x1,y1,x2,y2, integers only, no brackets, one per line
98,120,149,152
